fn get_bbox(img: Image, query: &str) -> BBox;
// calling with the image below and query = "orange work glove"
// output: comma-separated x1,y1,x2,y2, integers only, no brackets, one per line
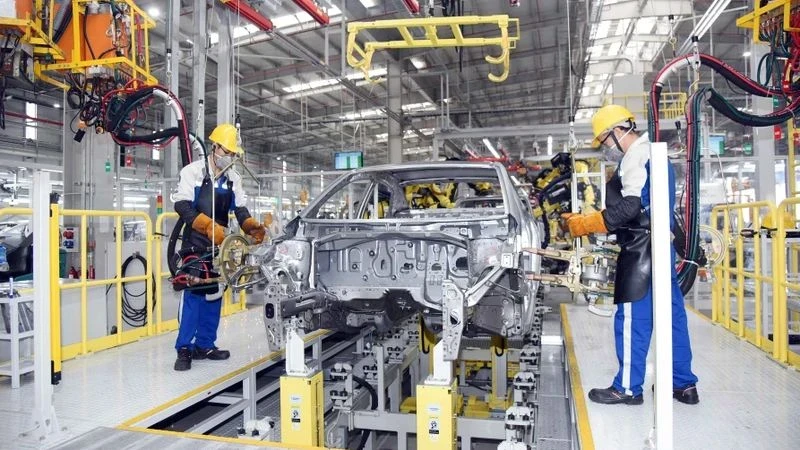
562,211,608,237
191,213,226,245
241,217,266,244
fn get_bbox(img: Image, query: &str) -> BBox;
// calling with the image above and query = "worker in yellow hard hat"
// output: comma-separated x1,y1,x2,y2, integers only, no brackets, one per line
170,123,266,371
562,104,699,406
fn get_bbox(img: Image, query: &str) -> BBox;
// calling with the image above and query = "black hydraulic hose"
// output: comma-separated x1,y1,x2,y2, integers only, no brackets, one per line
351,376,378,450
167,217,186,277
104,253,156,327
53,1,72,44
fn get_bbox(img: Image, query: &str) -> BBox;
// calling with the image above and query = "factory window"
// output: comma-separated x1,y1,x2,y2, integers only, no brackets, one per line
24,102,37,140
311,180,370,219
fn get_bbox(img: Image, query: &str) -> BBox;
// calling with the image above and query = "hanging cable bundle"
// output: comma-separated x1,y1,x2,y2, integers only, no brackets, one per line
100,83,195,167
650,51,800,292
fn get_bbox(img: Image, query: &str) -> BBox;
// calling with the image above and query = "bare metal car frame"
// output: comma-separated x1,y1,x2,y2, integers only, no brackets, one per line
260,162,542,359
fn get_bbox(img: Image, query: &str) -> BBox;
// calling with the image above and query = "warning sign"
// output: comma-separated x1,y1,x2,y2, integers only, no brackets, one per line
291,407,302,430
428,417,440,442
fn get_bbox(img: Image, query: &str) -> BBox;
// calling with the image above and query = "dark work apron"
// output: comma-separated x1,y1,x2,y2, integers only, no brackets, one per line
182,173,234,295
606,172,651,304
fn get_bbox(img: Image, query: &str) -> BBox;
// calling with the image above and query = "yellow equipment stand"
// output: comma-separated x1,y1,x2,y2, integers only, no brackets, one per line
416,338,459,450
279,321,324,446
416,380,458,450
279,371,324,446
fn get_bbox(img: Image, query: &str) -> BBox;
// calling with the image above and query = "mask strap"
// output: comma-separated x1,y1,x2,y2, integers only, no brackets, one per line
609,127,633,153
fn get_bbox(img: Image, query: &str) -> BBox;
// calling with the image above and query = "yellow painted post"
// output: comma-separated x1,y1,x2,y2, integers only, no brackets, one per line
144,17,151,75
775,202,787,362
753,207,763,347
711,208,721,323
145,216,154,336
723,210,732,329
130,11,136,68
49,204,62,383
735,210,745,337
80,215,88,354
48,0,55,40
72,0,80,65
116,216,123,344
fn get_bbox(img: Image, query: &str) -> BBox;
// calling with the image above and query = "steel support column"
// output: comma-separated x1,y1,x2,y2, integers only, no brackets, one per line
162,0,182,208
388,61,403,164
216,9,234,126
751,45,777,203
192,0,208,139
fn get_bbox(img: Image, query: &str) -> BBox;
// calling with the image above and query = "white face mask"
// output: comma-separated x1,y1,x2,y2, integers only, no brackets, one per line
215,153,234,170
602,146,624,163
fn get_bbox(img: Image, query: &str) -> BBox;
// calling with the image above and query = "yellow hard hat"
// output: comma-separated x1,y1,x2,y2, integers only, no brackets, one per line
209,123,244,154
591,105,636,148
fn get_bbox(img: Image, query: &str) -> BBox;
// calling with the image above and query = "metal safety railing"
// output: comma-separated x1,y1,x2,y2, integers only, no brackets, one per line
0,207,250,373
605,92,687,122
774,196,800,366
710,202,780,357
58,209,154,360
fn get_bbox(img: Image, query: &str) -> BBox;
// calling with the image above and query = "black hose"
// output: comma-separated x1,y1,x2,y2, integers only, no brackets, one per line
53,1,72,44
351,376,378,450
83,6,96,59
167,217,186,277
105,253,157,327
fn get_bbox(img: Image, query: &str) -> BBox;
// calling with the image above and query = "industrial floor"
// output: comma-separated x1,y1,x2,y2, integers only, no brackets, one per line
0,298,575,450
0,307,279,449
564,303,800,450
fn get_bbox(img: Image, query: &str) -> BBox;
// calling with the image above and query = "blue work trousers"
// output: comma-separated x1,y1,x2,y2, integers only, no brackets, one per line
612,277,698,396
175,289,222,351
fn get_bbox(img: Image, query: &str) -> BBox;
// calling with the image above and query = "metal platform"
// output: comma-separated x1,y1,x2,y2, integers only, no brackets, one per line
51,426,309,450
563,303,800,450
0,307,330,449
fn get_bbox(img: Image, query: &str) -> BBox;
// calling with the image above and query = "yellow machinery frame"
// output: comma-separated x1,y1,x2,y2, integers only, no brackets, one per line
736,0,800,43
40,0,156,86
0,0,156,89
0,0,65,59
347,15,520,83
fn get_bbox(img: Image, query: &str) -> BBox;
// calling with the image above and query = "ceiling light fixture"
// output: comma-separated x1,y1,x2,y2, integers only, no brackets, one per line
147,7,160,18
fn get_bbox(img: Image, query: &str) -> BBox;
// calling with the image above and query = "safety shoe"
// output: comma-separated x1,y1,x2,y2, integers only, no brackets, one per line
673,384,700,405
174,347,192,371
193,347,230,360
588,386,643,405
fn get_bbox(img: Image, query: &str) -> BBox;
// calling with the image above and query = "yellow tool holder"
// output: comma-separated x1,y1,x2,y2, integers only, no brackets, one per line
736,0,800,43
347,15,520,83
